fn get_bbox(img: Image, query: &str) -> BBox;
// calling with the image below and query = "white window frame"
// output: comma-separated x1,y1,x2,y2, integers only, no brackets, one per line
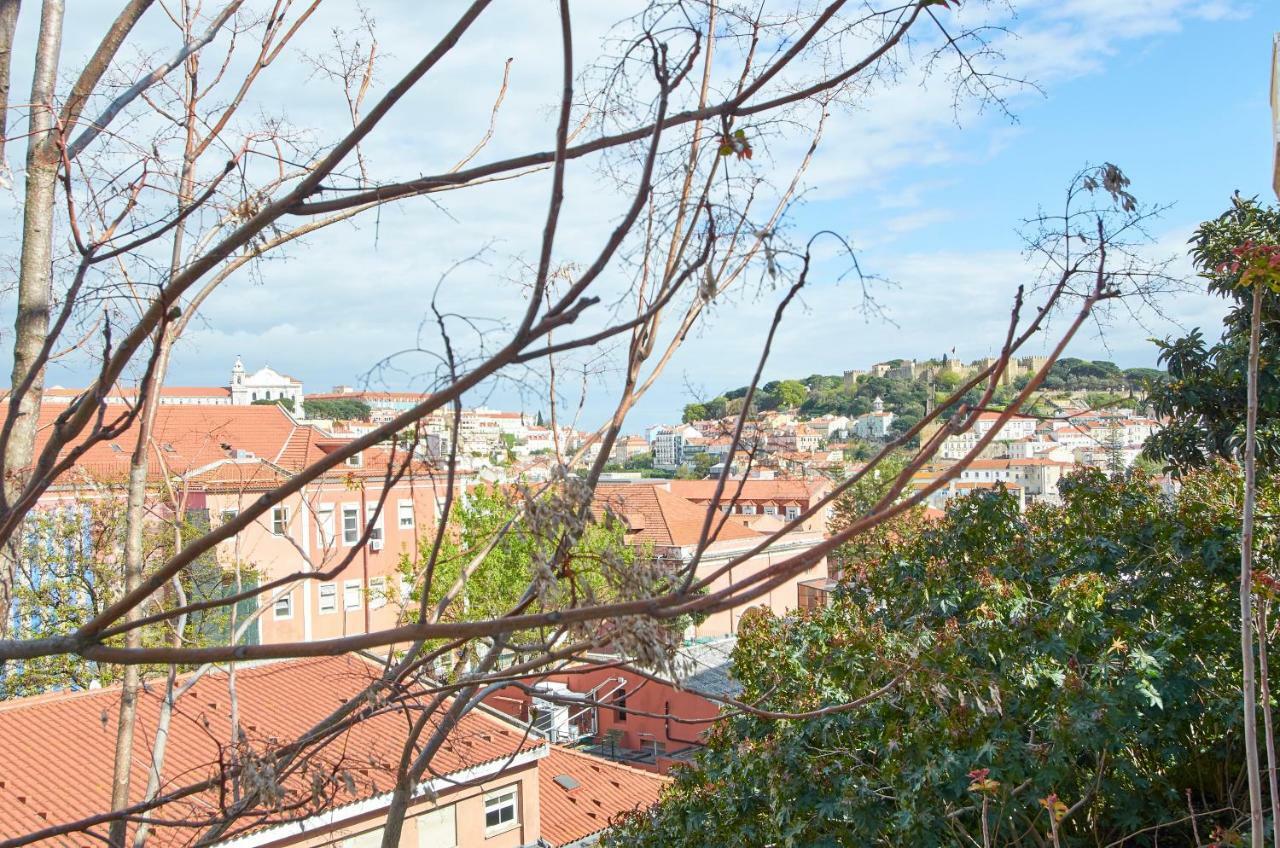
344,579,362,611
366,502,384,542
318,582,337,614
341,504,360,545
220,507,239,525
740,504,757,515
369,575,387,610
763,504,778,516
272,591,293,620
346,451,363,467
397,499,415,529
271,505,289,536
785,505,801,521
484,785,519,835
317,504,335,546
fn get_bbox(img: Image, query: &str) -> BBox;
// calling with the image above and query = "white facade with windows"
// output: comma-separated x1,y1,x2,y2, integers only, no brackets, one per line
229,357,304,407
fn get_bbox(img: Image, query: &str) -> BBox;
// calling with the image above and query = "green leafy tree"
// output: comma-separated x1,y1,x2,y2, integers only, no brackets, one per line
611,468,1271,847
397,484,646,647
302,397,372,421
252,396,295,413
676,452,715,479
3,499,239,696
1144,196,1280,472
770,380,808,410
682,403,708,423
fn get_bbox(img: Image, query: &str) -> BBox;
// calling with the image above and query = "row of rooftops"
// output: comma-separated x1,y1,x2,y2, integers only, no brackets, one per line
0,654,667,847
2,401,436,491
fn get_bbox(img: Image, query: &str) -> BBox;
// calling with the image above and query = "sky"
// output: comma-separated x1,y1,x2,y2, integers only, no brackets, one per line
0,0,1273,430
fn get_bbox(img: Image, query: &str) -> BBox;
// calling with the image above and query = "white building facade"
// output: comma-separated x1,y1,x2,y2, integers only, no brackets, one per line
230,358,304,407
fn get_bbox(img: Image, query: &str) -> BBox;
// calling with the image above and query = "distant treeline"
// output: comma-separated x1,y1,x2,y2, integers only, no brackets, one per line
684,358,1166,434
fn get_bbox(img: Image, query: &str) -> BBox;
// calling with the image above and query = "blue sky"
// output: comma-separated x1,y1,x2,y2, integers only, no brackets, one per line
5,1,1273,429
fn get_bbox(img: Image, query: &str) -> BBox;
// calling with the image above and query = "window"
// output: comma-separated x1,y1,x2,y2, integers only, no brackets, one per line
271,506,289,536
317,505,335,545
272,592,293,620
763,505,778,516
344,580,362,610
398,499,415,529
614,688,628,723
740,504,756,515
318,583,336,614
369,576,387,610
484,786,519,833
342,505,360,545
416,805,457,848
366,503,384,543
220,508,239,525
785,505,801,521
346,452,363,467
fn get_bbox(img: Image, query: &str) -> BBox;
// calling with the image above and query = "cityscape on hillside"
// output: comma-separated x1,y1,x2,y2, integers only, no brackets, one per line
0,4,1275,848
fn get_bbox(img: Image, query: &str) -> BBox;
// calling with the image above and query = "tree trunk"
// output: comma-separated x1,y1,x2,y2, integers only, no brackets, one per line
0,0,22,175
1243,280,1264,848
1259,602,1279,848
110,38,198,835
106,454,151,848
0,0,63,639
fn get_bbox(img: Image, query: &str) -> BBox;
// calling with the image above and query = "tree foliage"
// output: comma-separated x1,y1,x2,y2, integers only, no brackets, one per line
611,468,1274,847
301,397,372,421
1144,196,1280,472
397,484,649,655
2,499,239,696
252,396,295,413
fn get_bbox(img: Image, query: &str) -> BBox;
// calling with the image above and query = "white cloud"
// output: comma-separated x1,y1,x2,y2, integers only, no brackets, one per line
0,0,1254,428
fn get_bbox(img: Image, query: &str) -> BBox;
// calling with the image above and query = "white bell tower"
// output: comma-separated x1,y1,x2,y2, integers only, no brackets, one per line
230,356,248,404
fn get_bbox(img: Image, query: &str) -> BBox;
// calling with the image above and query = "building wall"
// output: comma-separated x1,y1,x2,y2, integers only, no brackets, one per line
271,760,540,848
683,536,828,639
486,667,720,773
207,477,440,646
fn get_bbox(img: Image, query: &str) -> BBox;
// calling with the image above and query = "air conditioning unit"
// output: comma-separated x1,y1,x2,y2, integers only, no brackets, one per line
369,537,384,552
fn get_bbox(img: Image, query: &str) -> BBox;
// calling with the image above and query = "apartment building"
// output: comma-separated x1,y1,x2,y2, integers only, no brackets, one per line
3,401,446,648
0,655,667,848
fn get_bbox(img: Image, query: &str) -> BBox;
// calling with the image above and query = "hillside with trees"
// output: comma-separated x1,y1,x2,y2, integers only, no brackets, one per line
684,360,1165,434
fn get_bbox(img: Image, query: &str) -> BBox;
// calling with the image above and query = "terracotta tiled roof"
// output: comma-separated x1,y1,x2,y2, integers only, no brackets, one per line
4,403,433,491
2,402,304,484
593,483,761,547
0,655,542,846
665,478,826,503
538,746,669,847
41,386,232,400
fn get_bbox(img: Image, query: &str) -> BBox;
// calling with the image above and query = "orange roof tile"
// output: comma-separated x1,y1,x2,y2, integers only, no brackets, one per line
593,484,762,547
665,478,827,503
41,386,232,400
0,655,542,846
538,746,669,847
3,402,304,484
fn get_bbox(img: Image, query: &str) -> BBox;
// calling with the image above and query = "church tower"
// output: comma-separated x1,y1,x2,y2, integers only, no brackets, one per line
230,356,248,404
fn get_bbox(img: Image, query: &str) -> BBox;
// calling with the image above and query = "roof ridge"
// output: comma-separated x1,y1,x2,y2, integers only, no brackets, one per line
546,744,673,783
0,655,336,714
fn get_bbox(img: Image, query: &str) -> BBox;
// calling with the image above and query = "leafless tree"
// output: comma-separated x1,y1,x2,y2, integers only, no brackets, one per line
0,2,1176,846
